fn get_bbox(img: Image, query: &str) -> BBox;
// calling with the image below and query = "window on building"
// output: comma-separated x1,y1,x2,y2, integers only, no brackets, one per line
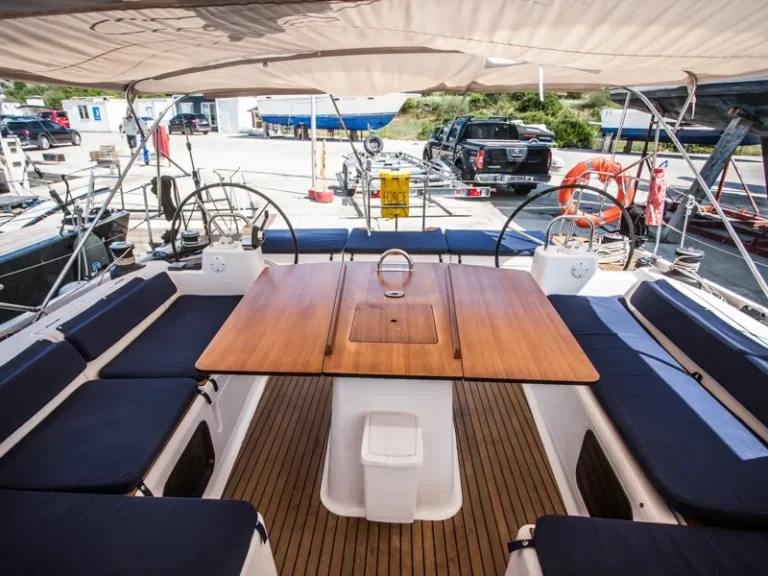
77,105,89,120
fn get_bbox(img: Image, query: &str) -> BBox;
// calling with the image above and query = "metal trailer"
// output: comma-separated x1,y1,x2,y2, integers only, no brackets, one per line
336,150,492,199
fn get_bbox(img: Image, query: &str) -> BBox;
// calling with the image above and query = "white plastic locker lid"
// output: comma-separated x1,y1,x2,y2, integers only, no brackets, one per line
362,413,423,467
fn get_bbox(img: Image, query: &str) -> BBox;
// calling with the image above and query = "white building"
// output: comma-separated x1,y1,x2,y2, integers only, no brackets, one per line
62,96,173,133
0,97,23,116
215,97,261,134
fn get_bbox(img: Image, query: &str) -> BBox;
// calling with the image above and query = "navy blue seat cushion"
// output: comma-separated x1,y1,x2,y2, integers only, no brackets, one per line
550,295,768,527
57,276,145,335
345,228,448,254
445,229,546,255
263,228,349,254
0,378,197,494
0,490,257,576
0,340,85,444
533,515,768,576
631,280,768,428
100,295,240,380
62,273,177,361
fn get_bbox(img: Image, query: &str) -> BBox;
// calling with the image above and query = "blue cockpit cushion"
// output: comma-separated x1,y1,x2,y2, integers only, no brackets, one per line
0,378,197,494
533,515,768,576
99,295,240,380
0,340,86,444
345,228,449,254
0,490,258,576
631,280,768,428
57,276,145,335
550,295,768,527
61,272,177,361
263,228,349,254
445,229,545,256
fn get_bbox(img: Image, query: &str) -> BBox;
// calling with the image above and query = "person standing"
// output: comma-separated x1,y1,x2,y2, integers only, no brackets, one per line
123,109,138,155
136,116,151,165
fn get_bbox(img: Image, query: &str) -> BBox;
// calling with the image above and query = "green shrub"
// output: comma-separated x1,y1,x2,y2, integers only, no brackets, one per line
517,111,551,126
550,112,597,149
416,120,436,140
515,92,564,116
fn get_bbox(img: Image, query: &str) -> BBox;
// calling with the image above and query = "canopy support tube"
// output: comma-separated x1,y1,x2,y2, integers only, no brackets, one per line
34,95,186,319
624,87,768,302
329,94,369,232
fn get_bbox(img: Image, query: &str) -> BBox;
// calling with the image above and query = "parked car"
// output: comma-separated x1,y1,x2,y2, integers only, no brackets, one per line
39,110,70,129
423,115,552,194
0,119,81,149
168,113,211,135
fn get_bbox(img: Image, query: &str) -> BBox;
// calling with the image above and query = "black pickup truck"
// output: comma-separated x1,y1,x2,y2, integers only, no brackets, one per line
423,116,553,193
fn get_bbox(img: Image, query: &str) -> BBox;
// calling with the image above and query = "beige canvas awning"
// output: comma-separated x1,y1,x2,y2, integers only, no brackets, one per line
1,1,767,95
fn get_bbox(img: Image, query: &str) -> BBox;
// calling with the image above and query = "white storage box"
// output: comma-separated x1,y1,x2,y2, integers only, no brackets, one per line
361,412,423,523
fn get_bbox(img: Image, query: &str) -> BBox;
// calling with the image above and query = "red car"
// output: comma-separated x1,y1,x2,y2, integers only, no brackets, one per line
39,110,70,129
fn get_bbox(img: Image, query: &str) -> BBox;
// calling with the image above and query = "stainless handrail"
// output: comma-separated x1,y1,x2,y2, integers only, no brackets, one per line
377,248,415,273
624,86,768,302
365,174,430,231
544,215,596,251
34,95,187,319
206,212,252,241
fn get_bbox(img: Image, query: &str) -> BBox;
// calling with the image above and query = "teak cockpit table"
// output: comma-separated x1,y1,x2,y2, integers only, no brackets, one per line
197,257,598,521
197,260,597,384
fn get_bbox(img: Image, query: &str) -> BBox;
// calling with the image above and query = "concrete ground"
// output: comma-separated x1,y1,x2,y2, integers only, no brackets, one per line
19,130,768,304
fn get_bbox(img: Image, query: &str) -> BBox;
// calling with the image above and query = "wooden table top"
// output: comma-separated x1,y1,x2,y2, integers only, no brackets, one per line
450,266,599,384
323,262,462,379
196,263,342,375
197,262,598,384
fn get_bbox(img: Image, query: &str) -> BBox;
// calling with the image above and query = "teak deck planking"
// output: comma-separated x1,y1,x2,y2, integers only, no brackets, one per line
196,263,341,374
450,266,599,384
224,376,566,576
323,263,463,379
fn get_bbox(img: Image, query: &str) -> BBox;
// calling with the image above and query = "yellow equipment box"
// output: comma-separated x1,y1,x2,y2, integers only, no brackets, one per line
380,171,410,219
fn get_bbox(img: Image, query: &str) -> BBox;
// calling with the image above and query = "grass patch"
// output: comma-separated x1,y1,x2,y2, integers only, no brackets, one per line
377,117,432,140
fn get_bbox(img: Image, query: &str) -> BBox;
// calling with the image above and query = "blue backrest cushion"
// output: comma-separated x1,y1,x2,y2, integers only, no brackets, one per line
345,229,448,254
550,295,768,526
0,340,86,444
445,229,546,255
262,228,349,254
62,273,177,361
58,277,145,335
631,280,768,428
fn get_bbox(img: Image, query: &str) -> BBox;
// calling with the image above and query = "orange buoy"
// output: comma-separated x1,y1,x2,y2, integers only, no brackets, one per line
559,157,636,227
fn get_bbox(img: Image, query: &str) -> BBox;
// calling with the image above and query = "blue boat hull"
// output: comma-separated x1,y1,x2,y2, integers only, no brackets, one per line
259,112,397,131
601,127,760,147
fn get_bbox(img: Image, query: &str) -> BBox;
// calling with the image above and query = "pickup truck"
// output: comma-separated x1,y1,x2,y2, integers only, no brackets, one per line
423,116,553,193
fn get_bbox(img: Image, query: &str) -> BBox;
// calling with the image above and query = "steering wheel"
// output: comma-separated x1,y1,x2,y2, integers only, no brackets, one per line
494,183,636,270
169,182,299,264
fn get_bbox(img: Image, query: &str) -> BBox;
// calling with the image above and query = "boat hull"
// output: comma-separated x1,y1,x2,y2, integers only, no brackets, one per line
613,78,768,137
0,211,130,323
601,126,760,146
256,94,411,131
259,112,397,131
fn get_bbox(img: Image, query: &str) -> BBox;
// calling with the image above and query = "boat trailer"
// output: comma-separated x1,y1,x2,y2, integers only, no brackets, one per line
337,150,492,199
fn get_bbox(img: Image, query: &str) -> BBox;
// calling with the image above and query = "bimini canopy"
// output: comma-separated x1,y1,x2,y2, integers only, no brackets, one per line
1,1,767,96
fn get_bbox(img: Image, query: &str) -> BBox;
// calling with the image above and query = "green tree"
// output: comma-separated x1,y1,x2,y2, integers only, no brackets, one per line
515,92,564,115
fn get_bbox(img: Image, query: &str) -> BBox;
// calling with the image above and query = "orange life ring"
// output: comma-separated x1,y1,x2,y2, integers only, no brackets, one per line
559,157,636,227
